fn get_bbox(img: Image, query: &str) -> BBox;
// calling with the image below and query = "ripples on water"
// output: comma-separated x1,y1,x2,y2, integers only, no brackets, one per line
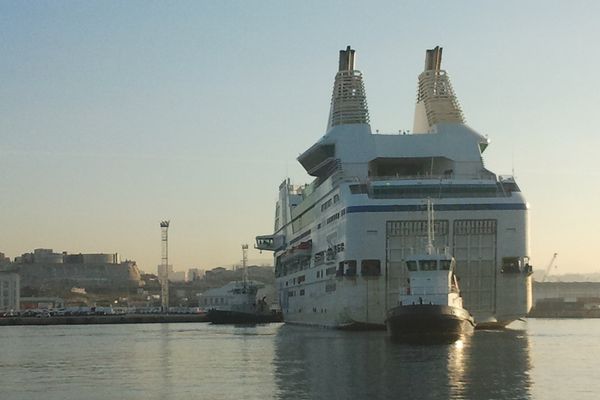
0,319,599,399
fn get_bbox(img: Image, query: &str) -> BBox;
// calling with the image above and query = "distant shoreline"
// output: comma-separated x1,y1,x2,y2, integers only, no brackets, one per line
0,314,208,326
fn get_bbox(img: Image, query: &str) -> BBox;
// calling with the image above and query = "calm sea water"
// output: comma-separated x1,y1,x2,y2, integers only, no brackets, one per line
0,319,599,400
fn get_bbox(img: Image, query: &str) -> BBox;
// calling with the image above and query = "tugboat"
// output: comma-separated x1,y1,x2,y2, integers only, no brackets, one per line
206,245,282,324
386,200,475,339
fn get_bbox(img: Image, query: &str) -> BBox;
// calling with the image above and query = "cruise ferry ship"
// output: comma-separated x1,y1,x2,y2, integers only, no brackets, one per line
256,46,533,329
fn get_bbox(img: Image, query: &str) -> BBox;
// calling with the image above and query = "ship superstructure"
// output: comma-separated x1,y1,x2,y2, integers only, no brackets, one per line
256,46,532,329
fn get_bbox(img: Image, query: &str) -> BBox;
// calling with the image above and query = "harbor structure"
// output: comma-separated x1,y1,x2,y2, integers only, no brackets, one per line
159,220,170,311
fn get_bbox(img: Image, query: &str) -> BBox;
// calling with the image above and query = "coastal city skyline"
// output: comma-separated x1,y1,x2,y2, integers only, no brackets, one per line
2,1,599,274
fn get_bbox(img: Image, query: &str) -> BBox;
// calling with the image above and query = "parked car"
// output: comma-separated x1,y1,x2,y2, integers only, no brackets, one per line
21,310,38,317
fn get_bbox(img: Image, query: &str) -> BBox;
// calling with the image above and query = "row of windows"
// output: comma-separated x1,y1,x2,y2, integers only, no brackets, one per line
317,208,346,230
287,255,380,284
406,259,451,272
336,259,382,277
316,263,342,279
320,194,341,212
202,297,229,306
387,220,449,236
285,307,331,314
296,259,382,283
286,274,305,287
284,259,379,298
326,212,341,224
371,185,501,199
288,283,336,298
387,219,498,237
321,199,333,212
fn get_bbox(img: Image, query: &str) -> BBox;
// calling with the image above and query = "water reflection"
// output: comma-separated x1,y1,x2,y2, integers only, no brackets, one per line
273,326,531,400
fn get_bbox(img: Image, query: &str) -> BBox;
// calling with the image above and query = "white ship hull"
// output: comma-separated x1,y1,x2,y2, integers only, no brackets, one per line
274,180,531,328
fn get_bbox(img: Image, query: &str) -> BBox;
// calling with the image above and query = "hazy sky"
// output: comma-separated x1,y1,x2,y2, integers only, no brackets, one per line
1,1,599,275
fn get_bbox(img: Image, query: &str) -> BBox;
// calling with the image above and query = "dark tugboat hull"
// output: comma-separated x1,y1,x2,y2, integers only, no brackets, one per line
207,309,283,325
386,304,475,340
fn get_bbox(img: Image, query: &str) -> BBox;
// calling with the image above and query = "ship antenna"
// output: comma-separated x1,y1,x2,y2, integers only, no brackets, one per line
511,149,516,178
242,244,249,288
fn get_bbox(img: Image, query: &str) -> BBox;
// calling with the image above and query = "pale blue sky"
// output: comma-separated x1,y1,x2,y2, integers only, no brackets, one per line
1,1,598,274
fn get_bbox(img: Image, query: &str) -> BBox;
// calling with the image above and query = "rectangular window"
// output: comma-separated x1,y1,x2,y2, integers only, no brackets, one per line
299,289,305,296
314,251,325,266
349,184,367,194
326,213,340,224
340,260,357,277
502,257,521,273
420,260,437,271
406,261,418,272
361,260,381,276
337,262,344,277
440,260,452,270
321,199,333,212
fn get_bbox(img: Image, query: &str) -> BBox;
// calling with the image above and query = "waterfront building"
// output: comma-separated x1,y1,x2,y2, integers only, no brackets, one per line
0,252,10,265
14,248,141,293
157,264,186,282
0,271,20,311
187,268,204,282
534,281,600,302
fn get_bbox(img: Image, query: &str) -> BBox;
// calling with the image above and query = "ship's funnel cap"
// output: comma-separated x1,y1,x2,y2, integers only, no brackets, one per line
327,45,370,130
339,45,356,71
424,46,443,71
413,45,465,133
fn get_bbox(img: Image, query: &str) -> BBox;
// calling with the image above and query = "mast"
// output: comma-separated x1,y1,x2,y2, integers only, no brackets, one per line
160,220,170,312
426,199,435,255
242,244,249,288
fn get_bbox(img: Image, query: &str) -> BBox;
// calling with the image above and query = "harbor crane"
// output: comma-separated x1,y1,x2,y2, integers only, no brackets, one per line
541,252,558,282
160,220,170,312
